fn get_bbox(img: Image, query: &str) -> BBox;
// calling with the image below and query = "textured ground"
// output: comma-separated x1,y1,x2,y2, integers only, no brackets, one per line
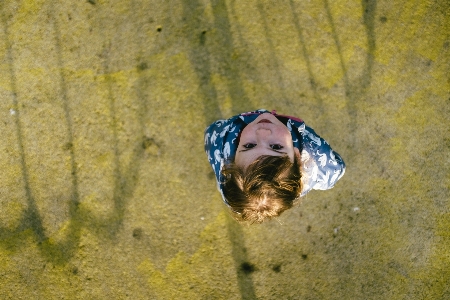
0,0,449,299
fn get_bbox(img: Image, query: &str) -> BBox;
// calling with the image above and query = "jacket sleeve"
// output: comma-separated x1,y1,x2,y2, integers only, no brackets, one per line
204,119,228,185
300,125,346,196
204,115,243,185
204,110,269,207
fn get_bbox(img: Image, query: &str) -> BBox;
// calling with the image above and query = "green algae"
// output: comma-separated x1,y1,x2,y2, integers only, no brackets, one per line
138,212,239,298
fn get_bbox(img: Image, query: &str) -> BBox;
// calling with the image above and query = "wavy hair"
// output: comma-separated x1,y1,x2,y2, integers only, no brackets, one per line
221,154,302,224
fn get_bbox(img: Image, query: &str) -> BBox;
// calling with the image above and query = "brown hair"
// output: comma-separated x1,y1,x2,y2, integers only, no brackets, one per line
221,154,302,224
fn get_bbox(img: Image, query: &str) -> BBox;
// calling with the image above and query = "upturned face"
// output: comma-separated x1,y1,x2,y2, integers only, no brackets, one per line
235,113,297,169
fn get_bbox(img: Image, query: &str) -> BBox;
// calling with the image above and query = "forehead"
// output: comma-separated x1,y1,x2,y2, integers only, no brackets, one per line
235,150,293,169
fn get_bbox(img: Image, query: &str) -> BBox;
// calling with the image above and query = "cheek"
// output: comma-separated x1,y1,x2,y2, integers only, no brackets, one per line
238,125,252,144
276,128,292,141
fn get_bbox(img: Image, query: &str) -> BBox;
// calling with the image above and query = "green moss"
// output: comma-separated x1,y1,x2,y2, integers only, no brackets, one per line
0,0,448,298
137,212,238,298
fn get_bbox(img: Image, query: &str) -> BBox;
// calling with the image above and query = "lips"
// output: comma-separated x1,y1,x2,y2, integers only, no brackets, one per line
258,119,272,124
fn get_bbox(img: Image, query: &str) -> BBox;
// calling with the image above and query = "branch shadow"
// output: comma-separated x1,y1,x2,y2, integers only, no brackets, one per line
210,0,250,113
0,3,147,265
57,2,150,242
0,4,50,249
288,0,326,118
182,0,257,298
182,0,223,124
255,0,289,104
323,0,377,150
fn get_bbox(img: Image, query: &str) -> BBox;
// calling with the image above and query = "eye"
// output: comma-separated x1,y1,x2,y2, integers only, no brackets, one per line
270,144,283,150
243,143,256,149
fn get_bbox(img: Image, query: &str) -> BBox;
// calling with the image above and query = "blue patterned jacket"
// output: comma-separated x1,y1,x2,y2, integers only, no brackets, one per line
204,109,345,206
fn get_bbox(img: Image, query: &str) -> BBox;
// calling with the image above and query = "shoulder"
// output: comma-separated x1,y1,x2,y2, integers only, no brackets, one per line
299,123,346,195
204,112,251,187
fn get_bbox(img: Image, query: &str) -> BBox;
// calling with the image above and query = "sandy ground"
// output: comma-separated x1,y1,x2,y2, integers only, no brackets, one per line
0,0,449,299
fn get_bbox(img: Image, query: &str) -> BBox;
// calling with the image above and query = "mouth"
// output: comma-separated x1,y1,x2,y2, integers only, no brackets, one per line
258,119,272,124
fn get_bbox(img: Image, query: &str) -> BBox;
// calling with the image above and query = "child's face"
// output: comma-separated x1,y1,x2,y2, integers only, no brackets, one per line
235,113,296,169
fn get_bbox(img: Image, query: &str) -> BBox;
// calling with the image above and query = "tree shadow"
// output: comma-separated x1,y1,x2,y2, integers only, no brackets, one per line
255,0,290,104
182,0,252,123
288,0,327,122
322,0,377,147
182,0,257,298
182,0,222,123
226,215,258,300
0,3,147,265
1,4,52,251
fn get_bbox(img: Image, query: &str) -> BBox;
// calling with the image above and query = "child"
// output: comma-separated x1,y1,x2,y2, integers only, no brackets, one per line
204,109,345,224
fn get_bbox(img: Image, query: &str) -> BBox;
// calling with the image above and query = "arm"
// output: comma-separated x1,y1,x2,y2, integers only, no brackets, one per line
204,119,229,184
300,125,346,195
204,115,245,184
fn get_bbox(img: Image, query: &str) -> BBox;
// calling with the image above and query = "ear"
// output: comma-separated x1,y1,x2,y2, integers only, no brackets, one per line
294,147,301,160
291,147,301,164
